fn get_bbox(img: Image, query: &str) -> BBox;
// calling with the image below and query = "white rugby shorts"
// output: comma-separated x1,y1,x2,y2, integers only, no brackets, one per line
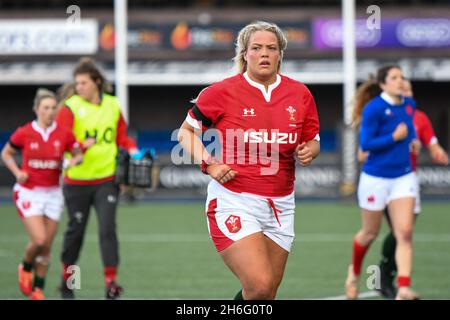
357,172,419,213
13,183,64,221
205,180,295,252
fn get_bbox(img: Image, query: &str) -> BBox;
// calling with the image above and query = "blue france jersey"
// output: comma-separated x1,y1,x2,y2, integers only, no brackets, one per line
360,94,416,178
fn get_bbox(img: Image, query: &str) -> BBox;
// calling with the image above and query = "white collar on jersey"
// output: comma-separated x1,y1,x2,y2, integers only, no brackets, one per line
380,92,405,106
243,71,281,103
31,120,57,142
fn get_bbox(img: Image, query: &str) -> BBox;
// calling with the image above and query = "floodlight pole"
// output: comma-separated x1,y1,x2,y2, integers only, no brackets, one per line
114,0,129,123
341,0,358,197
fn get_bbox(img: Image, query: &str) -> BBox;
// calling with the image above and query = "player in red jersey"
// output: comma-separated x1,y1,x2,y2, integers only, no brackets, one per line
177,21,320,300
404,80,448,171
1,89,85,300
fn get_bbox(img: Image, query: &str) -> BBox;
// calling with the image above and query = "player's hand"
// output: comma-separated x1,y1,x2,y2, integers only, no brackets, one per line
296,142,313,167
15,170,29,183
392,122,408,141
63,157,80,169
69,157,83,167
357,149,369,164
83,137,96,149
207,164,238,184
431,146,449,165
129,148,140,157
409,139,421,156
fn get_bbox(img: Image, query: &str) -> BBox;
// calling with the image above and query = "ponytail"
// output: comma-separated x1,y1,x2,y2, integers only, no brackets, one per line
352,64,400,127
56,83,76,109
352,76,380,126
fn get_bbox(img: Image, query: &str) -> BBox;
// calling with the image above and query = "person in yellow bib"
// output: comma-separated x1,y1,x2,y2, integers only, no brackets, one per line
56,58,138,299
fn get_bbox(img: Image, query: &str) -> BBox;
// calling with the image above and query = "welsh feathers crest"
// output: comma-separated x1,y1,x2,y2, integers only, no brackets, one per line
286,106,296,121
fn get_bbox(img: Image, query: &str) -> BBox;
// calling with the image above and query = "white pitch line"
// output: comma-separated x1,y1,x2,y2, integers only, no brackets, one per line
0,249,13,257
1,233,450,243
318,291,380,300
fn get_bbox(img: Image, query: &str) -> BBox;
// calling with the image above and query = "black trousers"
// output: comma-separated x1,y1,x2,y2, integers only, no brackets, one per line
61,180,120,268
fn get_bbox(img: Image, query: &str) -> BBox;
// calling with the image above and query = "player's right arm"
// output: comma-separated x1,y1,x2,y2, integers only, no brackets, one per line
56,106,74,130
178,120,237,184
56,106,98,152
178,86,237,184
360,103,408,152
1,141,28,184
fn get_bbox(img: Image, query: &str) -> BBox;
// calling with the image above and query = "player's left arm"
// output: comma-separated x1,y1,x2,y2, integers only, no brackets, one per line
418,110,449,165
357,147,369,164
408,99,421,156
296,139,320,167
428,143,449,165
296,87,320,167
116,113,138,155
64,148,84,169
62,130,84,168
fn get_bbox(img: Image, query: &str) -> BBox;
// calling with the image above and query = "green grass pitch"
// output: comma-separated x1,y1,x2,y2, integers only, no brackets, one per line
1,201,449,299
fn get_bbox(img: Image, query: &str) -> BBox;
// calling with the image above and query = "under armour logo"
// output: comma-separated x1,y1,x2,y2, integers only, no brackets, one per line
243,108,256,117
30,142,39,150
107,195,117,203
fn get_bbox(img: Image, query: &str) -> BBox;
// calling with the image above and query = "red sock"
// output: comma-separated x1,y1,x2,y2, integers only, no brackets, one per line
104,266,117,285
397,276,411,288
352,239,369,276
62,263,71,281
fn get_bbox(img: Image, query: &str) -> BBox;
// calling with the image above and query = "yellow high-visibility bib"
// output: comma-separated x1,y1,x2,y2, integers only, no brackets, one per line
65,94,120,180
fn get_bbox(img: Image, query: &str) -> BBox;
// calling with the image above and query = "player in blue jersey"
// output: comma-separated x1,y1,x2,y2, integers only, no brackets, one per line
357,80,449,299
345,65,421,300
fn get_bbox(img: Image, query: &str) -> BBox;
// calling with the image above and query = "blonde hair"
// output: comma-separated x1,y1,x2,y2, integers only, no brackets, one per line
33,88,56,111
233,21,287,74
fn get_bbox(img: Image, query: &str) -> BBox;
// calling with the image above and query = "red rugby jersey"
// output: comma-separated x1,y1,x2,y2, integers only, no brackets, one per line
9,121,79,189
187,72,320,197
411,109,437,171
